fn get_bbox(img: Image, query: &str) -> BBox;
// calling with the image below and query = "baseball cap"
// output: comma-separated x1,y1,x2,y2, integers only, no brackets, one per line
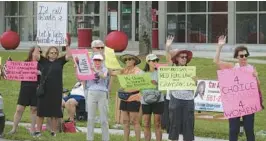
92,54,104,60
146,54,159,62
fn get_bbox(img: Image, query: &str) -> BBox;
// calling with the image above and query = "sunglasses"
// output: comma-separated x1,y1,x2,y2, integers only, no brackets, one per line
179,56,188,59
93,59,102,62
39,51,42,54
95,47,104,50
149,59,159,62
50,52,58,55
124,58,133,62
239,54,249,58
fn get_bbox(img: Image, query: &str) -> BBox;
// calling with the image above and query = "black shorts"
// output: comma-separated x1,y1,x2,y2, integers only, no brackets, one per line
142,102,164,115
17,85,37,107
120,100,141,112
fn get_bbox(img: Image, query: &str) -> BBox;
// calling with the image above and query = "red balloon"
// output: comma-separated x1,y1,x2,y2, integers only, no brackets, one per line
0,30,20,50
105,31,128,52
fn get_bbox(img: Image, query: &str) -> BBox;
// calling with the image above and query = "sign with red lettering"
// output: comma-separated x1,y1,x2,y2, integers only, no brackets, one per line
6,61,38,81
194,80,223,112
217,66,262,119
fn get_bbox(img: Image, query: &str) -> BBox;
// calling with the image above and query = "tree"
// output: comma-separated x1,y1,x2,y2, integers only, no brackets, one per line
138,1,152,55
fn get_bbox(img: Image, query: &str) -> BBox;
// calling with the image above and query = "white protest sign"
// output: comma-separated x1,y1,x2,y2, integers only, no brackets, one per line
37,2,68,46
194,80,223,112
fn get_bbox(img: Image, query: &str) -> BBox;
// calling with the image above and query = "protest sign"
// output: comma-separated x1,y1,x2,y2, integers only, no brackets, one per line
194,80,223,112
158,66,196,91
104,46,122,69
217,66,262,119
37,2,68,46
71,49,95,80
5,61,38,81
117,73,156,90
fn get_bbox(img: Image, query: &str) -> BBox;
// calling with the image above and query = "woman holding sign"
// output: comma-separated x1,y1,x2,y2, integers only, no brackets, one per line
32,41,71,137
164,36,195,141
84,53,110,141
141,54,164,141
213,35,262,141
112,54,143,141
8,47,42,135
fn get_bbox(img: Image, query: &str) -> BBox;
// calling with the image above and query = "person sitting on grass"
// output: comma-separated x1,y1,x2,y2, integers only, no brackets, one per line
62,81,85,121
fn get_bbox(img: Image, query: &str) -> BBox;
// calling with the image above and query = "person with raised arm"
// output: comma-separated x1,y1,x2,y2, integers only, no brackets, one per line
32,39,71,137
213,35,262,141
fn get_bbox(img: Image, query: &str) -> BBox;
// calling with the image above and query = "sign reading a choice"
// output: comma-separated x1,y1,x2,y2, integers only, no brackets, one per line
217,66,262,119
37,2,68,46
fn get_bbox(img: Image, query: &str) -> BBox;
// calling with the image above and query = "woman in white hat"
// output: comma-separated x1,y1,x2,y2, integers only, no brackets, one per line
141,53,164,141
164,36,195,141
84,53,110,141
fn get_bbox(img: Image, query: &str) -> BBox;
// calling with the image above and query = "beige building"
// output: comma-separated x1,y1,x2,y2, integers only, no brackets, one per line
0,1,266,51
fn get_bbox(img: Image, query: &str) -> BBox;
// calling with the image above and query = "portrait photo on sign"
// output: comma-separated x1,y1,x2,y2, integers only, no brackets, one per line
195,80,206,100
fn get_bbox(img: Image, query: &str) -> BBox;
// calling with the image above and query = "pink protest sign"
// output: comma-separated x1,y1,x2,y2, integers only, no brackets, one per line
71,49,95,80
6,61,38,81
217,66,262,119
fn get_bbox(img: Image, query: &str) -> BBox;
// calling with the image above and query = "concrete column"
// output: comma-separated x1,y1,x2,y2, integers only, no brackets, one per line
158,1,166,50
99,1,107,40
227,1,235,45
0,1,5,34
132,1,136,41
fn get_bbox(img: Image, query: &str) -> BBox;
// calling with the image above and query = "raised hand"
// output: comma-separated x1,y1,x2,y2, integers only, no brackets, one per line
218,35,226,46
166,35,174,48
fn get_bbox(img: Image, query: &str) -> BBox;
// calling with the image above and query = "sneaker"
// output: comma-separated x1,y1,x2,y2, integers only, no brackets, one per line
51,132,56,137
34,132,41,138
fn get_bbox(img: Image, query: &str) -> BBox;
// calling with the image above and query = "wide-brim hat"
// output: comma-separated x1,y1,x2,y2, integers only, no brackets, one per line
119,54,141,65
170,49,193,64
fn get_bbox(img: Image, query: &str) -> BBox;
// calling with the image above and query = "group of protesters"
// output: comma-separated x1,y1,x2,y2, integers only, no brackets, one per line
0,34,263,141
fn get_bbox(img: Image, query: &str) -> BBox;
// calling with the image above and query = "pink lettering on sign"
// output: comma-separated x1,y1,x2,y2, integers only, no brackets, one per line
6,61,38,81
217,66,262,119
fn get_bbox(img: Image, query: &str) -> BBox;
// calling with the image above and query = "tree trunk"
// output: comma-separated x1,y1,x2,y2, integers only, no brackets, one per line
139,1,152,56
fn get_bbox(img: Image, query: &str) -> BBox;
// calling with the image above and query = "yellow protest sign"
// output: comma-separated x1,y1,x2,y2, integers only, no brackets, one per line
104,46,122,69
158,66,196,91
117,73,156,90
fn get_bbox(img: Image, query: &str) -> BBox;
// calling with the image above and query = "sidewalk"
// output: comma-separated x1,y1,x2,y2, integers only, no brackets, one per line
5,121,228,141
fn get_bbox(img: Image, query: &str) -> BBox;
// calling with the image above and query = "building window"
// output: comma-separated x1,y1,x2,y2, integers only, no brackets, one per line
4,1,100,42
166,1,228,43
5,1,35,41
236,1,266,44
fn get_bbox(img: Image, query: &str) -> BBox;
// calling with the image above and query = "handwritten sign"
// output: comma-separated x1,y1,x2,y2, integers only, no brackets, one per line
117,73,156,90
6,61,38,81
37,2,68,46
217,66,262,119
104,46,122,69
194,80,223,112
158,66,196,91
71,49,95,80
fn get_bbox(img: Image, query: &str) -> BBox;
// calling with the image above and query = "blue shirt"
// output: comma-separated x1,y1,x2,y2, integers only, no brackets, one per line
85,66,109,92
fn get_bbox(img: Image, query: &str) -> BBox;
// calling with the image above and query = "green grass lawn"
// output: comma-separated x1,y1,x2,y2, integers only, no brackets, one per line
0,51,266,140
249,56,266,60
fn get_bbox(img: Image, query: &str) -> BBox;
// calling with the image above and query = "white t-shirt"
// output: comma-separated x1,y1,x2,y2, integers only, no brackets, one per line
70,82,85,97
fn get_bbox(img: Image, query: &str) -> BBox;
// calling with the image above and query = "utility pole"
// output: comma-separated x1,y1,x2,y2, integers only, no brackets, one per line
138,1,152,56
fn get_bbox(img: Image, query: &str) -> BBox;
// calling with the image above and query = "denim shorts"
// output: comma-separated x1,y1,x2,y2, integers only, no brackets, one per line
63,95,85,103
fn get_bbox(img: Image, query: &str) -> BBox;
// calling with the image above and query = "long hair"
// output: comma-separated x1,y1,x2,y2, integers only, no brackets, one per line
194,81,206,98
25,47,35,61
143,63,158,72
45,46,59,59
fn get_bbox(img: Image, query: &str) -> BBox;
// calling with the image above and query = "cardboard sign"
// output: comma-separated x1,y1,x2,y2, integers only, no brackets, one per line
217,66,262,119
194,80,223,112
104,46,122,69
71,49,95,80
6,61,38,81
117,73,156,90
37,2,68,46
158,66,196,91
